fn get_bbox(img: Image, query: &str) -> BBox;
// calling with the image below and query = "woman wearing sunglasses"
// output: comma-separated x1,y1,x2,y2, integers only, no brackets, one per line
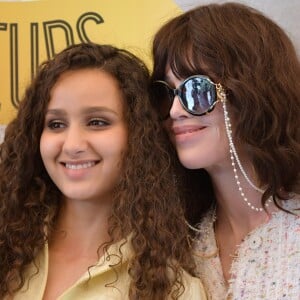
151,2,300,299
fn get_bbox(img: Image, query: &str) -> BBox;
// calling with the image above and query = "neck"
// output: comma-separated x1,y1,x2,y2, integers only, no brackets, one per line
207,162,275,242
50,198,112,256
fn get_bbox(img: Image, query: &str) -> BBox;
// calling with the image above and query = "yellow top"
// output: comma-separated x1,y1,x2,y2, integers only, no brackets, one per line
12,239,207,300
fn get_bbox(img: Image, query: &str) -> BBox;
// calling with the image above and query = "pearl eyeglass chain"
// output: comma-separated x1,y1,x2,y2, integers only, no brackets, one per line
185,85,273,233
219,87,272,212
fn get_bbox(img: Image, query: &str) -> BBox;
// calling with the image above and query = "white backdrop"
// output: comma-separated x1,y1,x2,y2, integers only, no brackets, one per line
0,125,5,142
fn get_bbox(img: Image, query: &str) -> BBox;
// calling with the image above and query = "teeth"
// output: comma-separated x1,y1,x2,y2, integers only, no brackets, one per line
65,162,95,170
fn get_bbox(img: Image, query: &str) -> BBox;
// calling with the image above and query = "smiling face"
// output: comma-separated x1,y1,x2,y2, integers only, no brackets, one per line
40,68,128,204
163,68,230,172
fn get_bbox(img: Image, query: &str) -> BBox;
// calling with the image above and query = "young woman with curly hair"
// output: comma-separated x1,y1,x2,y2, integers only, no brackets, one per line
150,2,300,299
0,43,206,299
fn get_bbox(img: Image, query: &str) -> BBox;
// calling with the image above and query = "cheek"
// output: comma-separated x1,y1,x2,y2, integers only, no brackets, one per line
39,133,58,163
103,128,128,162
39,133,48,162
216,124,229,147
213,120,230,157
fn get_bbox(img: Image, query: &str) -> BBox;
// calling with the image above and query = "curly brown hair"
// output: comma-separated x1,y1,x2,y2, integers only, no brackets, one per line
0,43,195,299
150,2,300,223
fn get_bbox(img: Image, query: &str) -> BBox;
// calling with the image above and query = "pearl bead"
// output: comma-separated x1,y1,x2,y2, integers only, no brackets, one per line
222,98,272,212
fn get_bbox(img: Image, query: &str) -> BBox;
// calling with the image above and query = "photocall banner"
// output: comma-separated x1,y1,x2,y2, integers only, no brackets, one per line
0,0,181,125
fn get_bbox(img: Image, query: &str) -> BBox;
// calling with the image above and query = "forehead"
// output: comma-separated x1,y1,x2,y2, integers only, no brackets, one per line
48,69,124,113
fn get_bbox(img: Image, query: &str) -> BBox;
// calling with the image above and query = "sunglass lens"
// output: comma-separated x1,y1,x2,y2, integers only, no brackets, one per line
152,82,173,120
181,77,216,115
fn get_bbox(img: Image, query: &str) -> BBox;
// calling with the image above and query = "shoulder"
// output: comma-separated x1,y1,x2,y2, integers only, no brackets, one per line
271,196,300,231
192,210,217,256
178,270,207,300
10,246,47,299
279,195,300,216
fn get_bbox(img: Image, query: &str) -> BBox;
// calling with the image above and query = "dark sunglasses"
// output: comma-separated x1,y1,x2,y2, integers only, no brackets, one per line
151,75,225,120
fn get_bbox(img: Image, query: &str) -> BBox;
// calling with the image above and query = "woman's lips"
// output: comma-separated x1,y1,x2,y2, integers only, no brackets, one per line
172,125,206,135
171,125,207,143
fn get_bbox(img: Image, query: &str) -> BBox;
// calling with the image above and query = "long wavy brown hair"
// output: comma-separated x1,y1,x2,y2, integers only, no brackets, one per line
151,2,300,224
0,43,196,299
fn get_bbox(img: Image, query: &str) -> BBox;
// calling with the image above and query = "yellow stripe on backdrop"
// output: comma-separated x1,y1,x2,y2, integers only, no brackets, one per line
0,0,181,124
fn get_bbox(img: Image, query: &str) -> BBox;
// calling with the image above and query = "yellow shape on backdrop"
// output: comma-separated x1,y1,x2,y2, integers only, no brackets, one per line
0,0,181,124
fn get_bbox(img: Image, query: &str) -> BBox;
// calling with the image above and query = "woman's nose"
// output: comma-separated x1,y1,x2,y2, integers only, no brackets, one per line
62,126,88,156
169,95,190,120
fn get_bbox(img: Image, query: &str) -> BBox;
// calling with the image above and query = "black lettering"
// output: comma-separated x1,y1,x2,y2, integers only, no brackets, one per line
43,20,74,59
30,23,39,79
10,23,19,108
0,23,7,31
77,12,104,43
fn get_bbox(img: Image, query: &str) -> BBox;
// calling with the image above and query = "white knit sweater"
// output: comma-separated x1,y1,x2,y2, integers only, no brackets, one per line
193,198,300,300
